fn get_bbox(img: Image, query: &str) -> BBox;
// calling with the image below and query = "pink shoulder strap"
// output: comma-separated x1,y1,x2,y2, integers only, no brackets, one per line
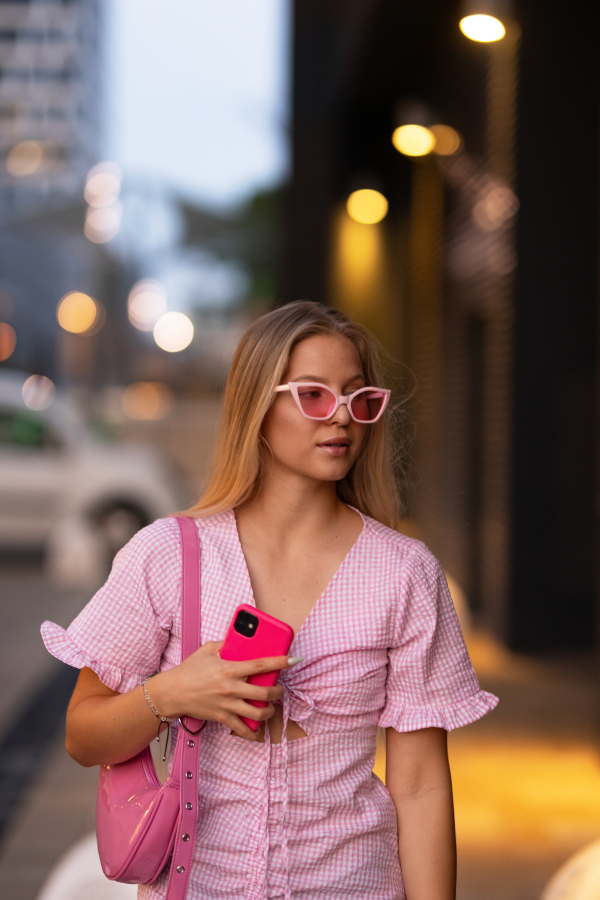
177,514,201,662
167,515,203,900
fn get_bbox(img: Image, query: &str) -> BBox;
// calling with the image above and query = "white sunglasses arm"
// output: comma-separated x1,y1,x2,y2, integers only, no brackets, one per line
274,385,290,393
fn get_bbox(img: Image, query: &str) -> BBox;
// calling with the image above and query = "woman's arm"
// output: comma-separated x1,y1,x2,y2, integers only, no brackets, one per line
66,641,295,767
385,726,456,900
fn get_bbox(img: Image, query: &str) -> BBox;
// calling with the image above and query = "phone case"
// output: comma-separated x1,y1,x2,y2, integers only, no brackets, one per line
220,603,294,731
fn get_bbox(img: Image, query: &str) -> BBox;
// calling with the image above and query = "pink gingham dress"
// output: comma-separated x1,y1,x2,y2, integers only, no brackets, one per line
42,508,498,900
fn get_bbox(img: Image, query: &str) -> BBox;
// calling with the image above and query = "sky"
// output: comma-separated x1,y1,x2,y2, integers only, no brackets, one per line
105,0,290,211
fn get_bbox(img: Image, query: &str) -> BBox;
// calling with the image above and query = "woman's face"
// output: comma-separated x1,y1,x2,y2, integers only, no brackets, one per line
262,333,368,486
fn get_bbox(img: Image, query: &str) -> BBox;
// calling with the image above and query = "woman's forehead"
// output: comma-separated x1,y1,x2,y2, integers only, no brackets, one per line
287,333,363,373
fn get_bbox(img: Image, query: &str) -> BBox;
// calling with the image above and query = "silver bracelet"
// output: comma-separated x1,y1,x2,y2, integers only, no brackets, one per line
142,674,176,723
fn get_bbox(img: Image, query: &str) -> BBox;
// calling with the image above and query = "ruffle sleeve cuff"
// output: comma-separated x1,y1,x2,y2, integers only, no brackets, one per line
40,621,150,694
377,688,499,732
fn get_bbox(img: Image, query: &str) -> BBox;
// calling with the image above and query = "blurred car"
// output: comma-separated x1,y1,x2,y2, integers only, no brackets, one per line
0,369,185,587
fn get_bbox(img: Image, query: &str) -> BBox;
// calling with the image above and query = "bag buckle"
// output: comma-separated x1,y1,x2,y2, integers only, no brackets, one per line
178,717,206,736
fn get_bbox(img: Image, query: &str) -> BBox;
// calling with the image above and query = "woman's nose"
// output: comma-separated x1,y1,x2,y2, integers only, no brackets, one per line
329,398,351,425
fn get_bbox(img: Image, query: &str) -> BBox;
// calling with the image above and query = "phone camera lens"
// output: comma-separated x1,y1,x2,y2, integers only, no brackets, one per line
234,610,260,638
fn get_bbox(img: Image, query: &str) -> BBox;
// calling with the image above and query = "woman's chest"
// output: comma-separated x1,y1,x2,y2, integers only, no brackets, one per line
199,545,395,654
163,532,399,726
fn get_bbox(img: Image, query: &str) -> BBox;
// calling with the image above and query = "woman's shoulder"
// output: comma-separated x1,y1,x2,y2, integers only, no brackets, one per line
359,511,433,564
129,510,233,547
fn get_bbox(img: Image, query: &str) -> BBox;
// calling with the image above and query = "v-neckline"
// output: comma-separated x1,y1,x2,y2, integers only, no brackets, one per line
228,506,367,648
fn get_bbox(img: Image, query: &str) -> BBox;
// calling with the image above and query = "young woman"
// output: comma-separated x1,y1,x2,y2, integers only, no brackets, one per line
42,301,497,900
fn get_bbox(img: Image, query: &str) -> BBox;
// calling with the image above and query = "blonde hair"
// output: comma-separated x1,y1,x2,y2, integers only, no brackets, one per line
181,301,402,528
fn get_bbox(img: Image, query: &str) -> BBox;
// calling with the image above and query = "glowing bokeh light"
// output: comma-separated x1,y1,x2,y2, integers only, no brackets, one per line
346,189,388,225
459,14,506,42
473,186,519,231
84,161,122,207
431,124,463,156
128,280,168,331
392,124,436,157
56,291,104,335
122,382,174,420
84,202,122,243
541,838,600,900
22,374,54,410
153,312,194,352
6,141,44,177
0,322,16,361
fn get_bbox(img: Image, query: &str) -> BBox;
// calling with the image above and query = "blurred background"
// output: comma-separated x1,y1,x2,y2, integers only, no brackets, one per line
0,0,599,898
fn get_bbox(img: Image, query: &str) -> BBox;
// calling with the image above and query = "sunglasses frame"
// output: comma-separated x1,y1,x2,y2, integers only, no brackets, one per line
274,382,391,423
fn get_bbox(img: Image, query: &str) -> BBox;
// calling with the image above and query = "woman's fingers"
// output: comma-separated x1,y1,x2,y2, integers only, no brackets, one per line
227,654,303,679
222,713,257,740
239,682,283,702
230,699,276,721
199,640,224,655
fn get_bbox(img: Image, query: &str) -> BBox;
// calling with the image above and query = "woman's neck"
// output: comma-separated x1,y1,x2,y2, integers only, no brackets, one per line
237,468,351,550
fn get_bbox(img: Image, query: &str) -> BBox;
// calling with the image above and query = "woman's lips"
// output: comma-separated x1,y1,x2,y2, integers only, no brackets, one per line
317,440,350,456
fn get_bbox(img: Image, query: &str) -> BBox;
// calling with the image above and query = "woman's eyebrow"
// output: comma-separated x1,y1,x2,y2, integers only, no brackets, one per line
290,373,366,384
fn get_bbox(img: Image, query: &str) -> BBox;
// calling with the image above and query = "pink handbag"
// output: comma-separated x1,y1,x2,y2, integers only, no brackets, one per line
96,515,204,900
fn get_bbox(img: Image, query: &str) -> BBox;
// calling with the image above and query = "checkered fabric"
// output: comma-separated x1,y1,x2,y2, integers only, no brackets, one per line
42,509,498,900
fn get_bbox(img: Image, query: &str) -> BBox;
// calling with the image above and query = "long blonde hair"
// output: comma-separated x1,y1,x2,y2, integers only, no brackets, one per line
181,301,402,527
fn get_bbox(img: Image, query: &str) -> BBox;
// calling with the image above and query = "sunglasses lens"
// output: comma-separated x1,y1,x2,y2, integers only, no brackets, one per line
350,390,386,422
296,385,337,418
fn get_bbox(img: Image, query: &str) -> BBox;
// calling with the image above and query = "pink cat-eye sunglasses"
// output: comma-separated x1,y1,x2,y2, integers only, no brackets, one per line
274,382,391,423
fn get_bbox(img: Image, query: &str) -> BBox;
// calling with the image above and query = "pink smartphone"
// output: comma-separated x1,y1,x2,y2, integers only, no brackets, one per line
219,604,294,731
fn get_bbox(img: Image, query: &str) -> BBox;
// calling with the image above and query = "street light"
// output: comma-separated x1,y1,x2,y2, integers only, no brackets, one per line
56,291,105,336
392,124,436,157
459,0,510,42
459,15,505,42
346,189,388,225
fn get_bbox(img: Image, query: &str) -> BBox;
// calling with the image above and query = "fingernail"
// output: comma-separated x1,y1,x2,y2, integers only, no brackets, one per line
287,656,304,666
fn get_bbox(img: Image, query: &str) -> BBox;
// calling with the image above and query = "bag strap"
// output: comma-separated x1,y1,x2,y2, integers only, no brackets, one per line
166,515,203,900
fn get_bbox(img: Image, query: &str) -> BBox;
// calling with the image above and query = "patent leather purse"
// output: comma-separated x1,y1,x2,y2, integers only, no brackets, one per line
96,515,204,900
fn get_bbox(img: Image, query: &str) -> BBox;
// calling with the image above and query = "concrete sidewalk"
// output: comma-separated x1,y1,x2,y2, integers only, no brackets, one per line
453,633,600,900
0,728,97,900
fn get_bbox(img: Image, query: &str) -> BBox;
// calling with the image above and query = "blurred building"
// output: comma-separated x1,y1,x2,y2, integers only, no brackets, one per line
0,0,103,380
0,0,101,217
282,0,599,653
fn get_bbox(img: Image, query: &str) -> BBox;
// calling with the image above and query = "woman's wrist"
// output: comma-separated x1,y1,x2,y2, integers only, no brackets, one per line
142,669,181,721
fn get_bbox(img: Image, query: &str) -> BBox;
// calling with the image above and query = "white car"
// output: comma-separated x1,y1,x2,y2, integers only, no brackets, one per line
0,369,184,587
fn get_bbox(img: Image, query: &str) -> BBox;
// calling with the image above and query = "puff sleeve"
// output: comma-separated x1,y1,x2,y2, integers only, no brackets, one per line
378,542,498,731
41,517,182,693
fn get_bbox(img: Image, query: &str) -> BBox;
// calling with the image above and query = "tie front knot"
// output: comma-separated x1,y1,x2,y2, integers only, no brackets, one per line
282,682,314,723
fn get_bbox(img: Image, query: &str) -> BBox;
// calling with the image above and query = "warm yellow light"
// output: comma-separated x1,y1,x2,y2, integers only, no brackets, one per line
459,14,506,42
0,322,16,361
430,124,462,156
392,124,435,157
153,312,194,352
7,141,43,177
22,375,55,410
128,280,167,331
122,382,174,420
346,189,388,225
56,291,103,335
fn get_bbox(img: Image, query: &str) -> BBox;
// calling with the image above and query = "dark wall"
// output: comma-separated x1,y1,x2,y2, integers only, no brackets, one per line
281,0,486,304
281,0,379,304
285,0,600,652
511,0,599,650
